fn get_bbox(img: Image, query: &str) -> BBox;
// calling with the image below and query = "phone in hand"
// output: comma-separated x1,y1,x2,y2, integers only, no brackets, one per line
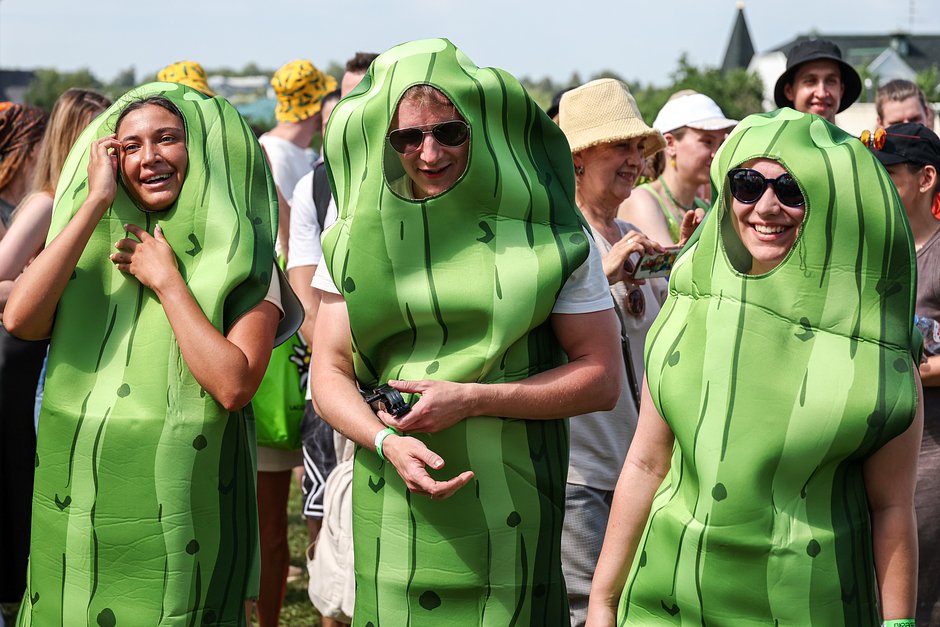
625,247,681,279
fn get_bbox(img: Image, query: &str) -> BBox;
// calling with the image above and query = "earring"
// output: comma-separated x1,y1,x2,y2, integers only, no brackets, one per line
576,166,584,175
670,157,677,170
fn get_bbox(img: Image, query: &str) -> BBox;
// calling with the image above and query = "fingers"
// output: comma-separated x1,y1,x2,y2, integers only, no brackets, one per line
123,223,150,241
387,379,426,393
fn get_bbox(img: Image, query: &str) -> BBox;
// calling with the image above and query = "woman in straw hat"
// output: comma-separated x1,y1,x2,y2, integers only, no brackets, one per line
310,38,621,625
586,109,920,625
556,78,673,627
619,90,736,246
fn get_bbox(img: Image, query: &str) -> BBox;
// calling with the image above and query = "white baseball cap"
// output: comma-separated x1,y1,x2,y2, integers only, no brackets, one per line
652,93,737,135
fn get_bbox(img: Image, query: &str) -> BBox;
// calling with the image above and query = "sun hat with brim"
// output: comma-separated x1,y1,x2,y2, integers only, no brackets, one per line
559,78,665,158
157,61,216,97
271,60,338,123
871,123,940,169
773,39,862,113
653,92,737,135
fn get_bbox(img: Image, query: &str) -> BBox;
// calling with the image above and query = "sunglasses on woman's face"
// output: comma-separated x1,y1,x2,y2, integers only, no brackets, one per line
387,120,470,154
727,168,805,208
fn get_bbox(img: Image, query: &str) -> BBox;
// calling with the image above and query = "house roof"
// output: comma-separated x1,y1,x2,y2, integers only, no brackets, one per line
771,33,940,74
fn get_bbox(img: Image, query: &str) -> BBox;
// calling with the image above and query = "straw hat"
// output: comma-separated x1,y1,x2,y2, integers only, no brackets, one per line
559,79,665,157
157,61,216,97
271,60,337,123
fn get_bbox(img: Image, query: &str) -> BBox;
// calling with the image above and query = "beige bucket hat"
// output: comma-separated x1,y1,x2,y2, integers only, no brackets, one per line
559,78,665,157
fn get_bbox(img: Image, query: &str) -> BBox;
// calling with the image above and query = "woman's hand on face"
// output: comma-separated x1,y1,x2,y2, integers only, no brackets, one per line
110,224,181,294
381,434,474,499
603,229,662,286
87,135,120,208
677,207,706,247
379,379,474,434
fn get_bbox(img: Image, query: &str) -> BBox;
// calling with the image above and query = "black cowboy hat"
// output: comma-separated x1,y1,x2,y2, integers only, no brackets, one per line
773,39,862,113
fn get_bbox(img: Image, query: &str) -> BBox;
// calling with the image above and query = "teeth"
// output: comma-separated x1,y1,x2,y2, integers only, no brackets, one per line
754,224,785,234
144,174,170,184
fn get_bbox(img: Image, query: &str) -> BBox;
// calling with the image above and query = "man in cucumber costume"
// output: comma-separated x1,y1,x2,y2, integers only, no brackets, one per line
587,109,922,625
11,82,297,625
310,39,621,626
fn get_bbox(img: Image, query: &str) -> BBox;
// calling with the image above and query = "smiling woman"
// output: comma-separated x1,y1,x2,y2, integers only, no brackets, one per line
6,83,299,626
113,97,188,212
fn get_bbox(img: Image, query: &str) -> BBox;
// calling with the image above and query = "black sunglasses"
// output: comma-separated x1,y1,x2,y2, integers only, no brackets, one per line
727,168,805,208
387,120,470,154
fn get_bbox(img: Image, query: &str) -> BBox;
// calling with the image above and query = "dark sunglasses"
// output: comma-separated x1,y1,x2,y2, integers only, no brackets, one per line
727,168,805,208
387,120,470,154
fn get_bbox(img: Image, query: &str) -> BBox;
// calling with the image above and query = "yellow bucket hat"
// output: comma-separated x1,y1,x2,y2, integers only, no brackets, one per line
157,60,216,97
271,60,337,123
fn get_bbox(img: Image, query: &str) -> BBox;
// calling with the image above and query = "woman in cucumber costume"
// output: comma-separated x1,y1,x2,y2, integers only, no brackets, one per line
587,108,923,625
6,83,299,625
310,39,621,626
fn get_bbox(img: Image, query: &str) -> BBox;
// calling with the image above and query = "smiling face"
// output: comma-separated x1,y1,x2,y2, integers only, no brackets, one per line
728,158,806,275
783,60,845,123
574,136,646,210
117,103,188,212
392,94,469,200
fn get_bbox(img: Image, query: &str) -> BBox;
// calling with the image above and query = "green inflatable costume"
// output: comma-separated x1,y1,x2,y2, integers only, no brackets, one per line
619,109,918,624
320,39,590,626
18,83,278,626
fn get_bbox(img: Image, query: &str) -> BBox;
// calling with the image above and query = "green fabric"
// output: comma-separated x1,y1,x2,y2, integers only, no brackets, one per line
252,333,306,449
620,109,918,625
18,82,277,626
320,38,589,626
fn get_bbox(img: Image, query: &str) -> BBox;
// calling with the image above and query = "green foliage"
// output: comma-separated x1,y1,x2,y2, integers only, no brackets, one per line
520,54,765,124
915,66,940,102
24,68,102,111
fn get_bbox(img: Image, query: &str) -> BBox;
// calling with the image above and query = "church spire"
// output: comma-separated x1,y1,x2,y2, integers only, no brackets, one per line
722,1,755,73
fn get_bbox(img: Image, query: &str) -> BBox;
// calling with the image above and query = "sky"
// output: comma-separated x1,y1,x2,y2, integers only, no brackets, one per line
1,0,939,86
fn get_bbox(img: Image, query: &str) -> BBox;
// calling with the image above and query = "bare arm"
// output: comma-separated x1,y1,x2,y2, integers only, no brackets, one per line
618,186,675,246
0,191,53,281
5,136,120,339
585,376,675,626
276,186,290,263
288,264,319,344
387,307,622,434
310,291,474,499
864,372,923,621
110,224,279,411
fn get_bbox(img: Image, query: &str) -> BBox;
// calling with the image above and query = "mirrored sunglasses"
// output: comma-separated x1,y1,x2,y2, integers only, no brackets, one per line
727,168,805,208
387,120,470,154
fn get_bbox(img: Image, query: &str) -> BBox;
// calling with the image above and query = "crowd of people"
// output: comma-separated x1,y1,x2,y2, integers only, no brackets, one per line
0,35,938,627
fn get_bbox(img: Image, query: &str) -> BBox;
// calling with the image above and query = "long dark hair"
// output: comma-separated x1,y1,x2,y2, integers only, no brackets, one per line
115,96,185,135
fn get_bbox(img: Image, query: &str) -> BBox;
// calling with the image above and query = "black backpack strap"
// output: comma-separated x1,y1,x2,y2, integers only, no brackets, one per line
312,161,332,232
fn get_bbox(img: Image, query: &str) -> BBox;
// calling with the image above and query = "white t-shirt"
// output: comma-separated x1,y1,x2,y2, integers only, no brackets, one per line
258,134,314,204
312,227,611,315
286,168,338,271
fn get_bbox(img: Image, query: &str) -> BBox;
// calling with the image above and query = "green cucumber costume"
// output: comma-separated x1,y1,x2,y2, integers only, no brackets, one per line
320,39,590,626
620,109,918,624
18,83,278,626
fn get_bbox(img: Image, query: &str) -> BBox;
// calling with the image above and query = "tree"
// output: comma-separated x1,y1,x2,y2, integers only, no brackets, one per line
916,66,940,102
24,68,102,111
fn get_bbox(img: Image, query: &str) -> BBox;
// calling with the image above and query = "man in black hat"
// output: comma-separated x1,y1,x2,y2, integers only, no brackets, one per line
774,39,862,124
870,122,940,625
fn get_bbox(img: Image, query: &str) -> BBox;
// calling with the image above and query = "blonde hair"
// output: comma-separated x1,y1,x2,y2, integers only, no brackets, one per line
31,88,111,195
